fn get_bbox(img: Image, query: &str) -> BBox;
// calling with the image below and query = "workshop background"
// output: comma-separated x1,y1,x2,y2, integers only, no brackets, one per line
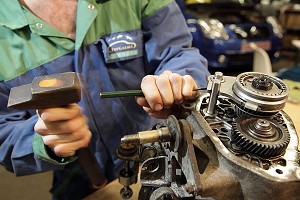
1,0,300,199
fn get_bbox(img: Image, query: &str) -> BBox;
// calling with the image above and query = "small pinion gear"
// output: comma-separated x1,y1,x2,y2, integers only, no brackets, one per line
231,118,290,158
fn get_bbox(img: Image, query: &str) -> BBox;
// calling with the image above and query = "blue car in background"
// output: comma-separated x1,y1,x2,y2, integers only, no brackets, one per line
177,0,283,70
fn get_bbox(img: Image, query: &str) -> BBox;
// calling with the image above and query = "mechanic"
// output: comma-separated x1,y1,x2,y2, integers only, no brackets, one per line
0,0,210,199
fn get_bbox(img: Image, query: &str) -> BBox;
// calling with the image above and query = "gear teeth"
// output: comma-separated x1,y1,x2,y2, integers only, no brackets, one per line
231,119,290,158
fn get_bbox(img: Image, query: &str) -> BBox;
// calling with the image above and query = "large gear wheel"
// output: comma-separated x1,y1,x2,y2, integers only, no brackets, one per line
231,118,290,158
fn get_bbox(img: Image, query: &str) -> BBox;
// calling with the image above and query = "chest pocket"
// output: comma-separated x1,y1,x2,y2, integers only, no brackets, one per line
98,29,144,63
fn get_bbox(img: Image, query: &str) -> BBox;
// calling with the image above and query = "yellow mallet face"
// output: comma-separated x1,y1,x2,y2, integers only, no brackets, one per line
38,78,64,88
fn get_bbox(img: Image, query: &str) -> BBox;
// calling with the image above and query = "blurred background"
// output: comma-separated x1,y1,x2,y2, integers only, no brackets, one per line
178,0,300,76
1,0,300,199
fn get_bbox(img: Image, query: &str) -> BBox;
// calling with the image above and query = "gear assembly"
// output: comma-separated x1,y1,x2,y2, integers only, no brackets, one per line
115,71,300,200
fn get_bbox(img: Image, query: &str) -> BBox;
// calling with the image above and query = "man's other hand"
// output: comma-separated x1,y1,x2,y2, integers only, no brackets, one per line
34,104,92,157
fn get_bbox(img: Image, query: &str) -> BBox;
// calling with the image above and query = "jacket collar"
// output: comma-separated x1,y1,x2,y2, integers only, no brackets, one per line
0,0,110,30
0,0,28,29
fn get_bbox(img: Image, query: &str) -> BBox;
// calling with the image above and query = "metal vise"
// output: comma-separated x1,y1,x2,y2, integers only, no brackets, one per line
116,72,300,200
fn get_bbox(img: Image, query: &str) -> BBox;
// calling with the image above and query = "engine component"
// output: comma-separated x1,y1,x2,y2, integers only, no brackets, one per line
117,72,300,200
232,72,289,115
231,117,290,158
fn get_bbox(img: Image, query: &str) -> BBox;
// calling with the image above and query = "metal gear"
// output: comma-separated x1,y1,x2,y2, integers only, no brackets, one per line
232,72,289,114
231,118,290,158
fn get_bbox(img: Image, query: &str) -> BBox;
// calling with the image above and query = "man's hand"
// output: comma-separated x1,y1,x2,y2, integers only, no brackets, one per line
34,104,92,157
136,71,199,119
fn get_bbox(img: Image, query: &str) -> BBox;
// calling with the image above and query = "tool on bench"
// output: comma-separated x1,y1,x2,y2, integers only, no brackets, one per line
7,72,107,188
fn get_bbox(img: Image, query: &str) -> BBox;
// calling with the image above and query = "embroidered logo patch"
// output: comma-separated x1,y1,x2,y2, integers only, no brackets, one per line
100,29,143,63
108,35,136,53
